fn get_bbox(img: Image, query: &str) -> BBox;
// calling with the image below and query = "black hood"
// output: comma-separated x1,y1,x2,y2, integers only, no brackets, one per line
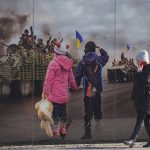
84,41,96,53
143,64,150,76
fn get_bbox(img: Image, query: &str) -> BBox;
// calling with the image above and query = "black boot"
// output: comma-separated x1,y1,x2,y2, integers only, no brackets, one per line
124,139,135,148
144,115,150,147
81,117,91,139
81,129,91,139
143,141,150,147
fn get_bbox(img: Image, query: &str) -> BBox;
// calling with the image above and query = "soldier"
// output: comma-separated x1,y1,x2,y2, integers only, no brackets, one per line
36,38,45,52
21,28,35,49
112,59,117,68
21,29,30,49
43,37,52,53
32,35,37,49
29,26,37,49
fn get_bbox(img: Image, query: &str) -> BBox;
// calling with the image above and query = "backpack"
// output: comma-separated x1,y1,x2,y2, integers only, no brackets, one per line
83,60,103,97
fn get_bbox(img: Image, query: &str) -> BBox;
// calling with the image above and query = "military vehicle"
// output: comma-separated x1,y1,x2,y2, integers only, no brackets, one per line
107,59,137,83
0,40,78,97
0,41,54,97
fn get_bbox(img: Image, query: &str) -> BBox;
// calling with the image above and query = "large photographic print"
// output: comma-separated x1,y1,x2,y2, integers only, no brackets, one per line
0,0,150,147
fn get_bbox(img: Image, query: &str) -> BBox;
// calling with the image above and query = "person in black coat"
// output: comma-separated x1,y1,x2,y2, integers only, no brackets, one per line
124,50,150,148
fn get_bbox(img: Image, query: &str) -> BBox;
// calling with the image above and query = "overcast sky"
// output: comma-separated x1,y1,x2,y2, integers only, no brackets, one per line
1,0,150,59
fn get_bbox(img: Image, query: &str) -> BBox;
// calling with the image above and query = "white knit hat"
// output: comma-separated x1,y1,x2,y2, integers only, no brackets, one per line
135,50,149,63
54,42,66,55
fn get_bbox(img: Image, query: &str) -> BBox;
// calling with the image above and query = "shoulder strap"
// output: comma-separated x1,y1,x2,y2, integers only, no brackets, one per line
89,63,98,83
85,64,99,97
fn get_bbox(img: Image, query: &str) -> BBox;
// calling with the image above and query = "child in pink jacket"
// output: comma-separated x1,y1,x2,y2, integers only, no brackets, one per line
43,42,77,138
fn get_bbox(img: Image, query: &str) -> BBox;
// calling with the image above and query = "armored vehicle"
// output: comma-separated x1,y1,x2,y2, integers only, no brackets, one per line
107,59,137,83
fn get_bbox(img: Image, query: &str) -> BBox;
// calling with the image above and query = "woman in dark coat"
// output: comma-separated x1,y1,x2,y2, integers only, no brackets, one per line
124,50,150,148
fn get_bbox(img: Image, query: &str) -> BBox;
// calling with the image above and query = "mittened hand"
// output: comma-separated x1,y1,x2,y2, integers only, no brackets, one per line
69,87,79,93
69,88,73,92
42,93,48,100
69,87,77,92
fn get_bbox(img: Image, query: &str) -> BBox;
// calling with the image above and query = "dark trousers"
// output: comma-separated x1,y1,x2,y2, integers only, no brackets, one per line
130,111,150,140
52,102,67,124
83,91,102,130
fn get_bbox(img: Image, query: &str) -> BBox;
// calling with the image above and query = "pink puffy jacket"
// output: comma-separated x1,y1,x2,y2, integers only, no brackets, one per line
43,55,77,104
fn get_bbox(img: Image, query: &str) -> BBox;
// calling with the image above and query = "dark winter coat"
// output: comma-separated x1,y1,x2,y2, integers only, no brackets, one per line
75,48,109,94
132,64,150,115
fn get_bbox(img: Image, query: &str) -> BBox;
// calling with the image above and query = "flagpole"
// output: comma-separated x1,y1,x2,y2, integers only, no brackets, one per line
76,30,77,59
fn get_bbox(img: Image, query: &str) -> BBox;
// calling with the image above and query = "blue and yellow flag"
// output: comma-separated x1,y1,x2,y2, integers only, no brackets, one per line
76,30,83,49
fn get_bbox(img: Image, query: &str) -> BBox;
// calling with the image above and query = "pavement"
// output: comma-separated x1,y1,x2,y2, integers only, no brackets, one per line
0,81,149,148
0,143,149,150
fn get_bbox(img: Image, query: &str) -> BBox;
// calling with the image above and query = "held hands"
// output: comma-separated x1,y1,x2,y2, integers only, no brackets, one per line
69,86,80,93
42,93,48,100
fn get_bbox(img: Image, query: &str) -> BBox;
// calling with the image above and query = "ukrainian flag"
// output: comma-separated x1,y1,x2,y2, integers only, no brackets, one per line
76,30,83,49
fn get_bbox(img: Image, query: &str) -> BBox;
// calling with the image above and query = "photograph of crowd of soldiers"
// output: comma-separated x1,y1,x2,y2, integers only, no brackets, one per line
18,26,62,54
0,26,66,80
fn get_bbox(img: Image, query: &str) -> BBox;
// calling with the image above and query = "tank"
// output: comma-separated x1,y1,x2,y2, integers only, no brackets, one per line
107,68,135,82
107,63,137,83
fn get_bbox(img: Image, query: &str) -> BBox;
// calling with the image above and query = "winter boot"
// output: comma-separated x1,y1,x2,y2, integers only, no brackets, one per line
124,139,135,148
81,128,91,139
144,116,150,138
60,122,67,139
51,123,60,137
144,116,150,147
81,118,92,139
143,141,150,147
